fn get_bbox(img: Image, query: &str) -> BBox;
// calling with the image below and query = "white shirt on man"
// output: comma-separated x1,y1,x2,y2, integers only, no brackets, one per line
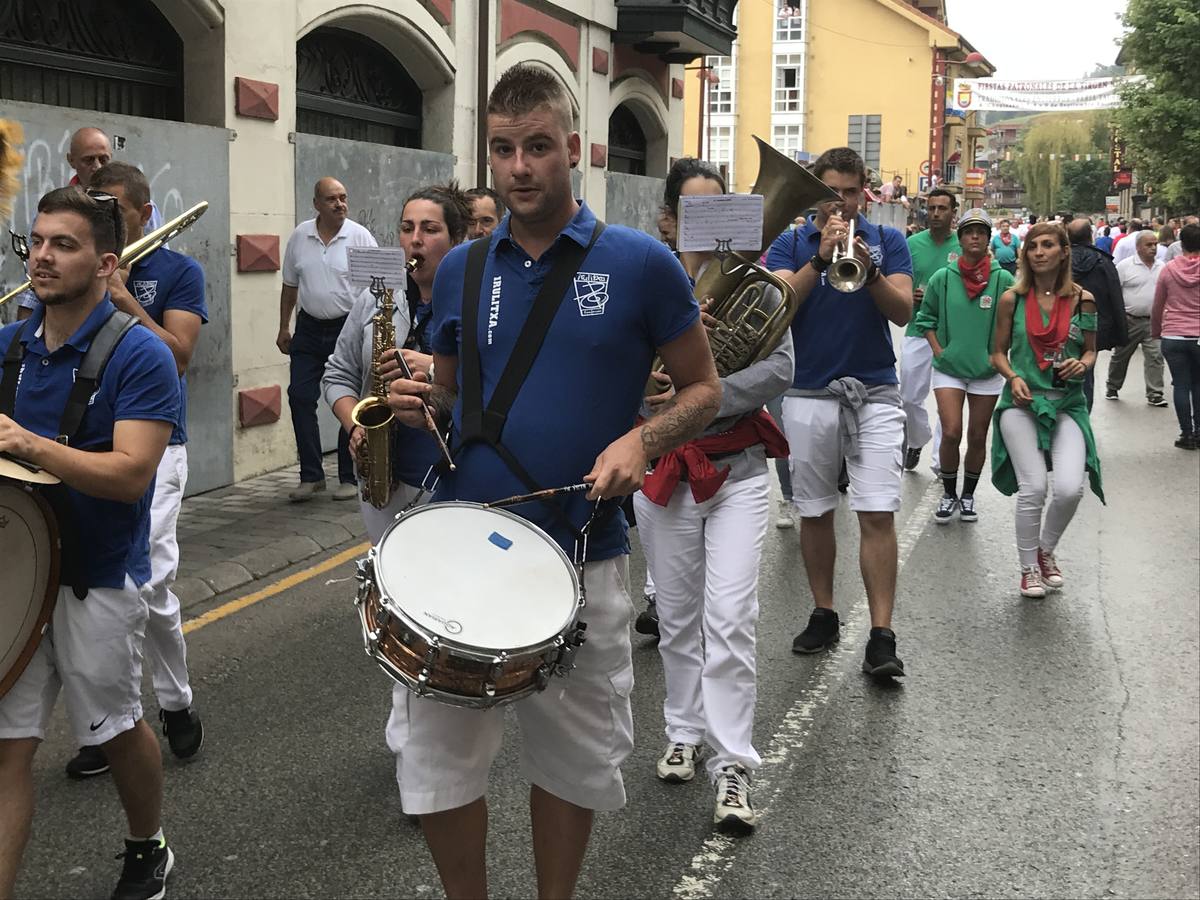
281,218,377,320
1112,233,1142,266
1115,254,1163,317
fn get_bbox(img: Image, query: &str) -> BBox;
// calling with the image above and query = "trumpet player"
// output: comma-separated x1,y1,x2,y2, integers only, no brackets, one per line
765,146,913,679
55,163,207,782
323,182,472,544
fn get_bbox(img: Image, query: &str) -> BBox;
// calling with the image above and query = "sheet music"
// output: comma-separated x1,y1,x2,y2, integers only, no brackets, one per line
347,246,408,290
677,194,764,252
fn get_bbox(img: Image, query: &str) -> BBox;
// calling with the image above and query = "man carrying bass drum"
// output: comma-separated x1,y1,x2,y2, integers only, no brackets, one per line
386,64,721,899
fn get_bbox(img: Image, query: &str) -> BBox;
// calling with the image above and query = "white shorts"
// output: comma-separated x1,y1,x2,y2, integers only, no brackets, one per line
780,396,905,518
384,557,635,815
931,369,1006,396
0,576,148,746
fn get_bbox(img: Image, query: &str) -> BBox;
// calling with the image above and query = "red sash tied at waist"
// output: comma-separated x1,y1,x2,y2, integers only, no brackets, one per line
641,409,790,507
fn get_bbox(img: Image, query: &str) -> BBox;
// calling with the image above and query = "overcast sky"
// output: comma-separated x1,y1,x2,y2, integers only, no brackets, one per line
944,0,1129,80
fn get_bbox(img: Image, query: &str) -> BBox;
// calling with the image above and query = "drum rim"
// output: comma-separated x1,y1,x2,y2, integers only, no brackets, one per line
371,500,582,654
0,483,60,701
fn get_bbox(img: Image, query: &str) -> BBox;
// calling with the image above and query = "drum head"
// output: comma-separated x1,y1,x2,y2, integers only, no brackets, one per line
0,484,58,699
0,455,61,486
376,503,579,650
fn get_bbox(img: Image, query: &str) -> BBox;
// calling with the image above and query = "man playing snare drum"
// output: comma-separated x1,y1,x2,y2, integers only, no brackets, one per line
386,64,721,898
0,188,181,900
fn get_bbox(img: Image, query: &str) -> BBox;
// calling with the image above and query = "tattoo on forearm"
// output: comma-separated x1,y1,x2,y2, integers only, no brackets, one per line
428,385,456,431
640,389,720,458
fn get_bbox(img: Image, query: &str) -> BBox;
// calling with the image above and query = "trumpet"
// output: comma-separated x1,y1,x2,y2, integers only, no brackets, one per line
828,214,868,293
0,200,208,307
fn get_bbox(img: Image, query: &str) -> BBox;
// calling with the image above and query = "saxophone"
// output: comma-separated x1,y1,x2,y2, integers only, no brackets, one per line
351,276,399,509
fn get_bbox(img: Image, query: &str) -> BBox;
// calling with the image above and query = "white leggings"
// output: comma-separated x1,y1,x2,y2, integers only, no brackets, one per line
998,408,1087,567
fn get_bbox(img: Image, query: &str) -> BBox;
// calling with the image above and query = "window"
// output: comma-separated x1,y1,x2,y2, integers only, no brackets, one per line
774,55,803,113
608,105,647,176
772,124,803,161
775,0,803,42
847,114,881,171
708,125,734,187
707,55,733,114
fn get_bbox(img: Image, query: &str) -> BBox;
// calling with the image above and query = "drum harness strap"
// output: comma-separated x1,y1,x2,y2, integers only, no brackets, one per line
457,221,610,563
1,309,141,599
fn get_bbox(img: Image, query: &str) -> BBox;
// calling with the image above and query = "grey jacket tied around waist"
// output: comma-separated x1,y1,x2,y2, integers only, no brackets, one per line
786,379,901,459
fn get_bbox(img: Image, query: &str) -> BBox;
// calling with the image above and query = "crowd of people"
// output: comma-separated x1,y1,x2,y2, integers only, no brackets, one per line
1,64,1198,900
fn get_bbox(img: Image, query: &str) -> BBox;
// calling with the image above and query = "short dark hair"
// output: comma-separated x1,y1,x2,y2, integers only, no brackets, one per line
811,147,866,185
464,186,505,219
37,186,125,255
90,160,151,211
926,187,958,209
1179,223,1200,252
403,180,472,245
663,158,727,218
487,63,573,133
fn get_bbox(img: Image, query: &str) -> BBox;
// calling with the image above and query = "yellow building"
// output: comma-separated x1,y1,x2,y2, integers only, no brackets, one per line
684,0,993,205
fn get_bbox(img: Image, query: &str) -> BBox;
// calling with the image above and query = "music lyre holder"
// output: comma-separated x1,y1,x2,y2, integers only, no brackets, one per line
9,230,28,263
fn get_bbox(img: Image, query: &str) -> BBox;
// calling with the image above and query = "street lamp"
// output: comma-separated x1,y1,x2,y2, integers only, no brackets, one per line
684,62,721,161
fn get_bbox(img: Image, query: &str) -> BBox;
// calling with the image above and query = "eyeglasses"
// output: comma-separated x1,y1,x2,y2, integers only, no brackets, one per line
85,190,124,245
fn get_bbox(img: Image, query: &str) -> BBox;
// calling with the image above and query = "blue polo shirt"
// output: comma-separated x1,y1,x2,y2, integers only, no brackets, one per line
430,201,698,560
128,247,207,445
765,214,912,388
0,298,181,588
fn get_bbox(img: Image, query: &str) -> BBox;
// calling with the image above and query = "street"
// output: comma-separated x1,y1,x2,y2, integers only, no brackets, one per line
14,358,1200,900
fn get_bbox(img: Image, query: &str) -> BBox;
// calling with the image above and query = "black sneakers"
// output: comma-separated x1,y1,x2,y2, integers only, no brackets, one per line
792,608,840,654
66,745,110,779
634,595,660,638
111,838,173,900
862,627,905,678
160,708,204,760
903,447,921,471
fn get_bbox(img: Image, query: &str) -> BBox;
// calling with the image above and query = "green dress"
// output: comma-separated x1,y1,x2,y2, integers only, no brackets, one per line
991,293,1105,503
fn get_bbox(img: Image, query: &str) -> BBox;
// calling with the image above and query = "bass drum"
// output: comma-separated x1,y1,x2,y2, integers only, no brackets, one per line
0,464,60,700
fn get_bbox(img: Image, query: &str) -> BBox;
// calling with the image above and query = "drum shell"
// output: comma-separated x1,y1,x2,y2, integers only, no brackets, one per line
0,479,60,700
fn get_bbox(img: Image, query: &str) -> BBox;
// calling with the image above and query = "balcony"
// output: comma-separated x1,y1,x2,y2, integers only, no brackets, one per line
612,0,739,62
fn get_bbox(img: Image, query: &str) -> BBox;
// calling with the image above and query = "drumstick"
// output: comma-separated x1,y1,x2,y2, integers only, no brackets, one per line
394,351,456,472
483,483,592,509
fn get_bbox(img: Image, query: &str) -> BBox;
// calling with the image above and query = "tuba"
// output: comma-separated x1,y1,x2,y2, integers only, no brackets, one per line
1,200,208,308
351,277,400,509
687,137,839,378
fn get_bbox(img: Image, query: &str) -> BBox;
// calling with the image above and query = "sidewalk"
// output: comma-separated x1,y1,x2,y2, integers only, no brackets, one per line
173,456,365,609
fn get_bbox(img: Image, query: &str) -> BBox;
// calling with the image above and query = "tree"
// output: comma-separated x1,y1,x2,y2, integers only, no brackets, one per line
1115,0,1200,208
1015,113,1110,214
1057,159,1111,214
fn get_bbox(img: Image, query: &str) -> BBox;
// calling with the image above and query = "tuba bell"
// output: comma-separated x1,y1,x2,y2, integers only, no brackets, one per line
687,137,840,378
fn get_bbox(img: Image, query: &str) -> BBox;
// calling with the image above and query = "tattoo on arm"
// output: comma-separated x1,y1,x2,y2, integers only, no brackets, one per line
639,388,721,459
427,385,457,431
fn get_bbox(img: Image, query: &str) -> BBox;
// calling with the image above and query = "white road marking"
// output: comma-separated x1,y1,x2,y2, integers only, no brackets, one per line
672,479,942,899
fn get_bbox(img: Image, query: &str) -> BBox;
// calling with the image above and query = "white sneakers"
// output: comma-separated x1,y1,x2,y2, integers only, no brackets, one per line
656,742,700,783
713,765,757,833
775,499,795,529
657,744,757,834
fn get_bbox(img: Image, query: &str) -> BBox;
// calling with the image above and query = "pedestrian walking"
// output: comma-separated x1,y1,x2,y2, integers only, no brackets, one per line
766,145,914,679
989,222,1104,600
1151,222,1200,449
914,209,1013,525
278,177,378,502
990,218,1021,275
1068,217,1127,410
899,187,959,473
1109,231,1168,407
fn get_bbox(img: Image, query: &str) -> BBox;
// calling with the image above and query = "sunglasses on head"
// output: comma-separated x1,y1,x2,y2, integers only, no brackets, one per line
84,189,124,245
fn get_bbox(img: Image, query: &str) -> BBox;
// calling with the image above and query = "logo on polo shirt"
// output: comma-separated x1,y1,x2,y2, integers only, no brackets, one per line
487,275,502,345
869,244,884,267
574,272,609,317
133,280,158,307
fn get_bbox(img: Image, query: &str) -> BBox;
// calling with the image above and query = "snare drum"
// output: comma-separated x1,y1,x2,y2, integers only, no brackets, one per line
0,458,61,701
354,502,586,708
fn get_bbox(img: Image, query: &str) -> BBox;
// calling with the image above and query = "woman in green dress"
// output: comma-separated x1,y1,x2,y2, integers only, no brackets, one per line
990,222,1104,599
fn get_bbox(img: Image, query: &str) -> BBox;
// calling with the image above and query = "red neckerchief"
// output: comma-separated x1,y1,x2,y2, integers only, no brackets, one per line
1024,290,1073,370
1000,233,1013,246
957,255,991,300
641,409,790,506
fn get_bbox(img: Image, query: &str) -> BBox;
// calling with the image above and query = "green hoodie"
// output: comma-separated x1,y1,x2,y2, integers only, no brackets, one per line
914,259,1013,381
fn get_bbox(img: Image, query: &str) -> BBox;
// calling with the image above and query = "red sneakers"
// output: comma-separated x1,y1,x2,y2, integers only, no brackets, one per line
1020,566,1046,599
1038,548,1064,589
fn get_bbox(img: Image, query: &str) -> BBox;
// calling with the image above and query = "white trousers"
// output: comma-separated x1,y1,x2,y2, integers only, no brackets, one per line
900,335,935,451
633,473,769,777
360,481,424,546
997,408,1087,567
145,444,192,711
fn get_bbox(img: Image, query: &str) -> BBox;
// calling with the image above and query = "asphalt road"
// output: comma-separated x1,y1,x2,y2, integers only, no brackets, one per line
14,359,1200,900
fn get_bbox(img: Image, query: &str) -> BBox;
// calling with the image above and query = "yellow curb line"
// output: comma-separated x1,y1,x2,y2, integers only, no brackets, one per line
181,542,370,635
